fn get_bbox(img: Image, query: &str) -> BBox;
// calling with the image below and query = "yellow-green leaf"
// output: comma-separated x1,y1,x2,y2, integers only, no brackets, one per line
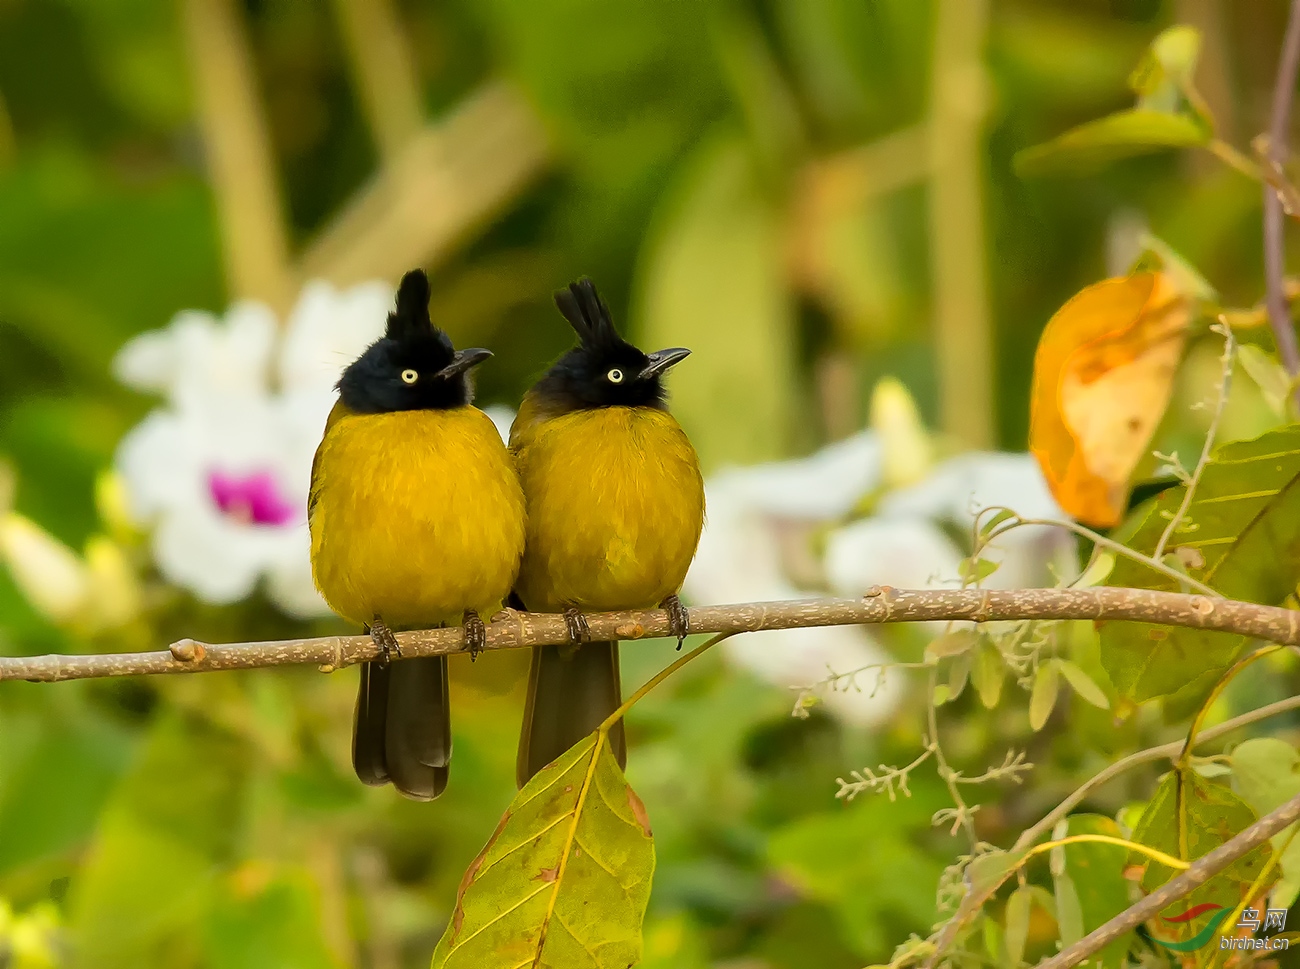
1014,109,1208,177
1029,663,1060,730
1056,659,1110,710
1101,425,1300,702
948,650,973,702
1132,769,1271,947
430,732,654,969
926,629,978,663
1230,738,1300,908
1128,25,1201,109
972,639,1004,709
1052,873,1084,948
1004,886,1032,966
1238,344,1294,417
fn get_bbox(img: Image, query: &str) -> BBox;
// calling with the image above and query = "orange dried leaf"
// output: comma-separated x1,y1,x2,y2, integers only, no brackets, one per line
1030,273,1189,527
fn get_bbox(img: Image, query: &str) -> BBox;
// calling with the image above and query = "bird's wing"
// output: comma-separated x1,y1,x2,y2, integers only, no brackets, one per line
308,398,351,523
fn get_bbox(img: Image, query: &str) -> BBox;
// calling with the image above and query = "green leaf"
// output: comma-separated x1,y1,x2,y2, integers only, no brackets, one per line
925,629,978,662
958,556,999,583
1004,886,1031,966
1048,815,1134,968
1128,25,1201,110
1130,232,1218,302
1101,425,1300,702
1238,345,1294,418
1075,550,1115,588
965,848,1024,897
1052,873,1084,948
1056,660,1110,710
1029,663,1060,730
979,508,1016,538
1014,108,1208,177
947,649,973,701
430,731,654,969
1230,738,1300,907
1132,769,1271,945
636,132,797,469
972,639,1004,709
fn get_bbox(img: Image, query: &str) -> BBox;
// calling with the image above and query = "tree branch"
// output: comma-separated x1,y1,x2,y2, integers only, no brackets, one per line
296,82,549,287
1036,788,1300,969
2,586,1297,683
1263,0,1300,389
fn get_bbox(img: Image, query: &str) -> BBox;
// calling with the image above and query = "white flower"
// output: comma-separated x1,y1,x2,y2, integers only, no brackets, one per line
683,418,1077,724
685,455,904,727
877,451,1077,590
112,280,392,617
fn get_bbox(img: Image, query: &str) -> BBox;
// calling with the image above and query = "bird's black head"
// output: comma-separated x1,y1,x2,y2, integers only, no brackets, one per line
337,269,492,413
533,278,690,413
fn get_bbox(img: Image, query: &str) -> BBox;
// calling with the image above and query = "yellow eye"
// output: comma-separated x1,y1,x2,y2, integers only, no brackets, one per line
400,369,418,384
607,368,624,384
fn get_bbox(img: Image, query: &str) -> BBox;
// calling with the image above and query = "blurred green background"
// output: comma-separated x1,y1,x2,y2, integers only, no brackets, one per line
0,0,1296,967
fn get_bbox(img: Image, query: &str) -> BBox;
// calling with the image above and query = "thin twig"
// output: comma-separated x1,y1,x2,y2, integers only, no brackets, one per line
980,508,1221,597
1263,0,1300,388
928,664,977,844
4,588,1299,683
1035,789,1300,969
1152,322,1234,563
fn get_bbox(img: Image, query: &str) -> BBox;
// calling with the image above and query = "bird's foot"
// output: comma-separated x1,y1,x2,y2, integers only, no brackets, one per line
368,618,401,665
661,594,689,650
563,606,591,644
462,610,486,661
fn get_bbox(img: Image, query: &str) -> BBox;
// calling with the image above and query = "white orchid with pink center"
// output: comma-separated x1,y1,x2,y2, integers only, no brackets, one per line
112,281,397,617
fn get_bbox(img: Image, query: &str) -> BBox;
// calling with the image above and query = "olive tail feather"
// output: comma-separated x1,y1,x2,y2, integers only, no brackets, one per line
516,640,625,788
351,655,452,801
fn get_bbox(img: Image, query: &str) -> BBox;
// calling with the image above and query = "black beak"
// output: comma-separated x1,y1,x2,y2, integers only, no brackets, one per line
641,347,691,378
436,347,493,379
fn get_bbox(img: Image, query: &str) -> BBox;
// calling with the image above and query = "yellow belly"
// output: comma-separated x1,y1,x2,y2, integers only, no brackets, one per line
309,405,526,628
511,404,705,613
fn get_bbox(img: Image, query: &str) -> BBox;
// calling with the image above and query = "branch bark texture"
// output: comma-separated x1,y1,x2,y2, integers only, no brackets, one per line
2,586,1297,683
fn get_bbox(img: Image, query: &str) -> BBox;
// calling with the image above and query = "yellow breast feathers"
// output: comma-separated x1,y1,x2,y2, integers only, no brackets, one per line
309,403,526,628
511,402,705,613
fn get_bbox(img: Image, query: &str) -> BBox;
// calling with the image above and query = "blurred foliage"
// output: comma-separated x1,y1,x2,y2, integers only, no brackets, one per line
6,1,1300,968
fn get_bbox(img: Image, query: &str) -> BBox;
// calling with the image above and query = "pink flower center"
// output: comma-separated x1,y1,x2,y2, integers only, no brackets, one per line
207,469,296,527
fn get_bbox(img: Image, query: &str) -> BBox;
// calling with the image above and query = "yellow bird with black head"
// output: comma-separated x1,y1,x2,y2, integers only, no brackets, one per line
309,269,525,800
511,278,705,787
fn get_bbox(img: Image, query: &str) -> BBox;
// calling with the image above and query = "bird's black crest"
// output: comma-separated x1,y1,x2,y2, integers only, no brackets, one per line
530,277,688,414
387,269,435,342
337,268,484,413
554,278,625,352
